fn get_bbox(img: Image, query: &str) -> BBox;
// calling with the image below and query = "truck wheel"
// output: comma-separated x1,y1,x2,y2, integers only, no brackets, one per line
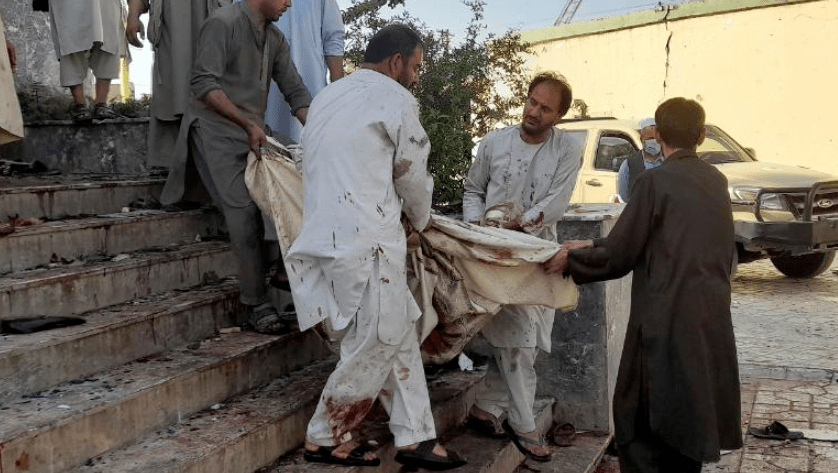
770,250,836,278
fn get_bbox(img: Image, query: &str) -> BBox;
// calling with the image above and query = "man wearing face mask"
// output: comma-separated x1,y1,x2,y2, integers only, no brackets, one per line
617,117,663,202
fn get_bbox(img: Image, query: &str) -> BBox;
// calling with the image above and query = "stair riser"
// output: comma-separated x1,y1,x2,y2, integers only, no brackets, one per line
0,182,162,222
0,286,239,403
0,246,235,319
479,401,555,473
1,331,332,473
0,211,224,273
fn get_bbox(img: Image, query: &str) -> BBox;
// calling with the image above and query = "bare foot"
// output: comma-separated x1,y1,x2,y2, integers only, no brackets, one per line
305,439,377,461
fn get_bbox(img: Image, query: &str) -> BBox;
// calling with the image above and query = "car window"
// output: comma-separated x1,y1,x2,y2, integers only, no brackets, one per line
562,130,588,168
697,128,753,164
595,133,637,172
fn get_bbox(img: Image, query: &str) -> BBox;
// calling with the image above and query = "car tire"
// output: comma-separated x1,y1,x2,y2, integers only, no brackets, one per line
770,250,836,279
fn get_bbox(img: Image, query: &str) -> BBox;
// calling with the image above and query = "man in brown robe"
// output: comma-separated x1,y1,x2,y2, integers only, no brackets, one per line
544,97,743,473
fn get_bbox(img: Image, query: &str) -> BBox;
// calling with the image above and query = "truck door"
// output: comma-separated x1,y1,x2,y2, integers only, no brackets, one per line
579,131,638,203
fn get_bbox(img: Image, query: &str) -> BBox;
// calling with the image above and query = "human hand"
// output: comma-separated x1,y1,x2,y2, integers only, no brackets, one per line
125,15,146,48
562,239,593,251
542,248,569,275
295,106,309,125
246,122,267,159
5,40,16,73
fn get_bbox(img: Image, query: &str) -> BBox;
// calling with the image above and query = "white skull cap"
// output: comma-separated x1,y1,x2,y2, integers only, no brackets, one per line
638,117,656,129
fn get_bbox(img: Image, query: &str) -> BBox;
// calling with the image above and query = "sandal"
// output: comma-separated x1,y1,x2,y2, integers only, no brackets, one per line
247,302,290,334
92,103,119,120
465,405,507,438
548,422,576,447
747,420,803,440
69,103,92,123
395,439,467,471
303,443,380,467
502,419,552,462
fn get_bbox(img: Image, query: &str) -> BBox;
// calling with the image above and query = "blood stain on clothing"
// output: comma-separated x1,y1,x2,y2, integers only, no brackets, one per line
326,397,375,443
393,159,413,179
398,366,410,381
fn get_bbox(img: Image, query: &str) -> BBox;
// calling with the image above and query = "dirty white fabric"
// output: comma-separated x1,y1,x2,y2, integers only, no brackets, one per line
286,69,432,343
476,347,539,433
265,0,344,142
140,0,232,166
0,15,23,145
305,254,436,448
48,0,123,59
463,125,581,352
245,146,579,361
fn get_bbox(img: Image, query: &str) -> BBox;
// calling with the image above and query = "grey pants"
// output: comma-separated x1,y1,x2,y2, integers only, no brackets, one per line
475,346,539,433
190,129,276,306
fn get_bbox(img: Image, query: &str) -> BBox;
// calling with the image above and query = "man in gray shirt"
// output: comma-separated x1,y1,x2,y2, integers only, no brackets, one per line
165,0,311,332
462,72,581,462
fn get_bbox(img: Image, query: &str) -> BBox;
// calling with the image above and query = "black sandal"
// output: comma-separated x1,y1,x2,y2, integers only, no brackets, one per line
747,420,804,440
502,419,552,462
303,443,380,467
395,439,467,471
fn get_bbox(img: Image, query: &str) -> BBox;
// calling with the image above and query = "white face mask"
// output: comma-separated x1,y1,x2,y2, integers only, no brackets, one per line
643,139,661,156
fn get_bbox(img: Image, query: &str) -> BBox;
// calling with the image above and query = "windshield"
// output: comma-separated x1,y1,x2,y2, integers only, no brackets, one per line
696,125,756,164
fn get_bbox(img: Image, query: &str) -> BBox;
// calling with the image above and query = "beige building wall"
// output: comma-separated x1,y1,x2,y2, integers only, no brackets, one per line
522,0,838,175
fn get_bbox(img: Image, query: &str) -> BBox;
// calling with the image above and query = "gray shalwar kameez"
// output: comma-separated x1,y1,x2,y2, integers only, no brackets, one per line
462,125,581,432
170,1,310,306
140,0,231,166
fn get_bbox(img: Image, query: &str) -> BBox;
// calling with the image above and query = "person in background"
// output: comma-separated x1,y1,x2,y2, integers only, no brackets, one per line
48,0,122,122
616,117,663,202
264,0,343,144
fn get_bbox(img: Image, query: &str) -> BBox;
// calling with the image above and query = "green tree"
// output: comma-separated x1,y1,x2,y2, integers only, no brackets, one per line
342,0,531,209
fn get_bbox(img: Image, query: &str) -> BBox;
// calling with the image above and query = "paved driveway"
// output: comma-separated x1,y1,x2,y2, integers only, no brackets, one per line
732,256,838,379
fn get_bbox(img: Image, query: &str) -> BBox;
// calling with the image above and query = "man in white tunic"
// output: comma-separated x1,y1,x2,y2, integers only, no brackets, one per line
287,24,464,470
48,0,122,121
462,72,581,462
126,0,232,166
264,0,344,143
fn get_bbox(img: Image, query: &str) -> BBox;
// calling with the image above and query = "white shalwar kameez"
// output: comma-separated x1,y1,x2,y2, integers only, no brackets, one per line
286,69,436,447
462,125,581,432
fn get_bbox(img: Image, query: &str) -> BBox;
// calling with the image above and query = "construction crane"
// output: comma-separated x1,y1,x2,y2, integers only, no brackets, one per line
555,0,583,25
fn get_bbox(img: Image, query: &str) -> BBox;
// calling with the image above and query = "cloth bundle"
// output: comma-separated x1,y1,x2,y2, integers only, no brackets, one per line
245,141,579,363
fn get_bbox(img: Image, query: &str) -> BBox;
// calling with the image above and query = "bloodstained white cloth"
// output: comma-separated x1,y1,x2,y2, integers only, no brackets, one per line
245,145,579,362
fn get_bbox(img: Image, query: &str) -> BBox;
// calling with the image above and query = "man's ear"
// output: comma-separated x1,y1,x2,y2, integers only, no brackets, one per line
697,126,706,146
654,128,664,146
387,53,403,78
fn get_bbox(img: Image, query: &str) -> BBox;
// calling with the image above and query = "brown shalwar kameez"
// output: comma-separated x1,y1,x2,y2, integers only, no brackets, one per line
567,149,743,470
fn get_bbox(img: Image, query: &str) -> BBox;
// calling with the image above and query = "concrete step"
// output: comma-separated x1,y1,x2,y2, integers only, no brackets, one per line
512,431,611,473
267,368,487,473
0,240,235,319
442,398,554,473
0,329,332,473
0,208,224,273
0,280,240,403
63,365,484,473
0,174,164,222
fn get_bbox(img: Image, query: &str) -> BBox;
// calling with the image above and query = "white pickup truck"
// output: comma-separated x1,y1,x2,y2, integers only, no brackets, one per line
557,118,838,278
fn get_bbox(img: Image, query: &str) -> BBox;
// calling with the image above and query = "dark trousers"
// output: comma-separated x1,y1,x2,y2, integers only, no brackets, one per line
617,435,702,473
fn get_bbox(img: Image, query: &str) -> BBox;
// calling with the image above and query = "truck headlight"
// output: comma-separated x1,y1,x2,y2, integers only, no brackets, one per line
729,186,758,204
758,193,796,222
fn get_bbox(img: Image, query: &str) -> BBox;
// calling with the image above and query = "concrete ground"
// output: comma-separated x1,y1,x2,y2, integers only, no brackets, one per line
595,257,838,472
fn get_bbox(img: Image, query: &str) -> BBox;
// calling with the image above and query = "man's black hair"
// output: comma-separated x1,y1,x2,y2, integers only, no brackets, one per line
528,72,573,118
655,98,706,149
363,24,424,64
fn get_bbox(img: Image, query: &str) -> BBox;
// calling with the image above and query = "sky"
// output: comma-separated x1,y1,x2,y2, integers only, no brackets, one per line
128,0,693,95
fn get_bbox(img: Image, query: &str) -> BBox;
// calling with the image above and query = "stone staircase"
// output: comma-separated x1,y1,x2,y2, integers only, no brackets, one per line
0,171,607,473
